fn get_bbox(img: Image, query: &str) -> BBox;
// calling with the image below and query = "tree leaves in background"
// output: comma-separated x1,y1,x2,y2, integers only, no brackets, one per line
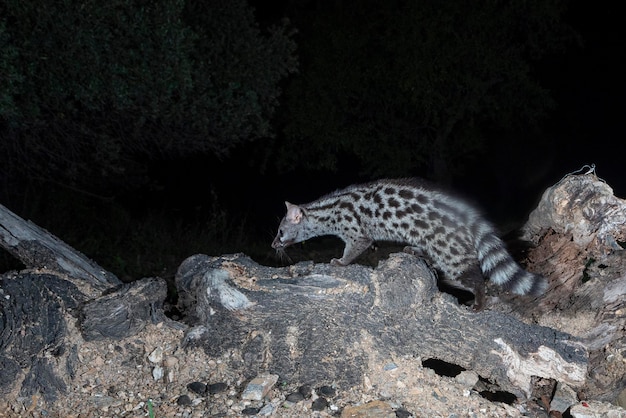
0,0,297,195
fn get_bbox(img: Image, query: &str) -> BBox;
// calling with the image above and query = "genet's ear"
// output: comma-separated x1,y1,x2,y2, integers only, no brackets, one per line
285,201,303,224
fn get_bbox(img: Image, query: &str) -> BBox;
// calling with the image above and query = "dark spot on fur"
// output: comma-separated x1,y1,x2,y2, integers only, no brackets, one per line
400,222,409,230
384,187,396,195
442,216,456,228
416,194,429,204
388,197,400,208
428,211,440,221
339,201,354,210
411,203,423,214
396,208,411,218
399,189,414,199
373,193,382,204
383,211,392,220
360,205,373,217
415,220,429,229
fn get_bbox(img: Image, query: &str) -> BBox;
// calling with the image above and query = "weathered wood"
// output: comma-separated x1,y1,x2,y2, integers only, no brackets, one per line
0,271,169,402
519,172,626,402
175,252,588,398
0,203,121,293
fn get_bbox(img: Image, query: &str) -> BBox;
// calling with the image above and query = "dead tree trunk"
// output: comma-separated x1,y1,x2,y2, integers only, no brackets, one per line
0,203,120,293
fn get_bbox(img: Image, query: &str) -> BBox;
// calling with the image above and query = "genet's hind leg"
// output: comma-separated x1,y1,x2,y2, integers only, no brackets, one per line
457,265,486,311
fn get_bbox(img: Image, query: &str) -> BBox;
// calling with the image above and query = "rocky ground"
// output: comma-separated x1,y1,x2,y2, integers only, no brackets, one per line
2,314,623,418
0,319,532,418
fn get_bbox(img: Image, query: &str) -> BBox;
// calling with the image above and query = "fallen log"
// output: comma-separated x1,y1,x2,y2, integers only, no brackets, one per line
175,252,587,399
0,203,120,294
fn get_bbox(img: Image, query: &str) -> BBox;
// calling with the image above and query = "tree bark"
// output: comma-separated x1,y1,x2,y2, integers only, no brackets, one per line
175,252,587,399
0,203,120,294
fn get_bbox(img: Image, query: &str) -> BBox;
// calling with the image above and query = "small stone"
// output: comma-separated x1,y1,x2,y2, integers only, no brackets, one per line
187,381,207,395
383,362,398,371
286,392,305,402
311,397,328,411
163,356,179,368
259,403,276,416
148,347,163,364
241,407,260,415
207,382,228,394
298,384,312,398
395,408,412,418
317,385,336,398
166,368,175,383
241,374,279,401
176,395,192,406
152,365,163,381
550,382,578,413
455,370,479,389
340,400,395,418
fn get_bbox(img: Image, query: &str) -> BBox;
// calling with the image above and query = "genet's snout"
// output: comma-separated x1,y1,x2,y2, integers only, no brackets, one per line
271,236,283,249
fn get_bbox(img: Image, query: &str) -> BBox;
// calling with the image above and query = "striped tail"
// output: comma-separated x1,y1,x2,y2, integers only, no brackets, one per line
471,221,547,296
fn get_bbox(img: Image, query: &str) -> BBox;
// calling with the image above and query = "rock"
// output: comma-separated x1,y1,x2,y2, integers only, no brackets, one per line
340,400,395,418
455,371,479,389
317,385,337,398
395,408,412,418
241,374,279,401
148,347,163,364
259,403,276,416
207,382,228,394
241,406,260,415
550,382,578,413
569,400,626,418
187,381,207,395
298,384,312,398
176,395,192,406
151,365,163,381
286,392,305,402
311,397,328,411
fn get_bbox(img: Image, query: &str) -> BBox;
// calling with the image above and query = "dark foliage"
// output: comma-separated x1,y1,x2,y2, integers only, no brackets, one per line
0,0,297,197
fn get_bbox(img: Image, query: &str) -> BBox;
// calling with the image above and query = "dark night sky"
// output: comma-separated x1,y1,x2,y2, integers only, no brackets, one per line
244,1,626,223
542,3,625,193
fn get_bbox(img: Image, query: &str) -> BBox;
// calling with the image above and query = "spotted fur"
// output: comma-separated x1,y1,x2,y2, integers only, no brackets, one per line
272,178,547,310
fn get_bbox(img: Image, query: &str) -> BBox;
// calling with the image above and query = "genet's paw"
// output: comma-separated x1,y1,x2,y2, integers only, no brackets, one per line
330,258,346,267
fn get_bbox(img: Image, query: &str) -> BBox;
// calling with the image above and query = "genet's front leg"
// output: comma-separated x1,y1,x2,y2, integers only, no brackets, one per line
403,246,426,257
330,237,374,266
